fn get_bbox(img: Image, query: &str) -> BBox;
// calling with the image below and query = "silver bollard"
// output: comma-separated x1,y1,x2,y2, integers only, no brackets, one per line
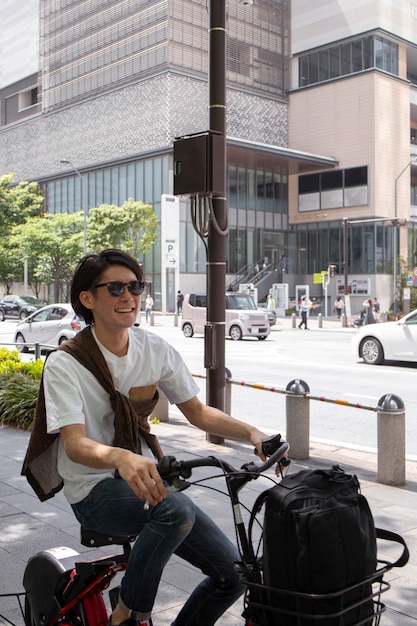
174,313,178,327
377,394,405,485
292,313,297,328
150,311,155,326
318,313,322,328
285,379,310,460
35,343,41,360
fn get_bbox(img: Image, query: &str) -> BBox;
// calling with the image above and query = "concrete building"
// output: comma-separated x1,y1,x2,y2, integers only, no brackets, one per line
1,0,416,315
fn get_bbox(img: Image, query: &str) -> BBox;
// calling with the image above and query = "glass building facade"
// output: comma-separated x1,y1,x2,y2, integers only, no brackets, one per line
40,0,289,111
45,149,400,311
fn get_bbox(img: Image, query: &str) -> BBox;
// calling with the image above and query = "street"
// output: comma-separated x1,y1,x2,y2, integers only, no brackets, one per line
1,318,416,457
144,320,417,458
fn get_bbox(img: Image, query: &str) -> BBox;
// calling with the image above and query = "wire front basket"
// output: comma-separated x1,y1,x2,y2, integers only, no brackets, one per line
0,592,26,626
241,564,391,626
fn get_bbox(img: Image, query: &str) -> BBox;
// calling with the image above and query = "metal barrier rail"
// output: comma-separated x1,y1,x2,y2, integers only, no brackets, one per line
190,372,405,487
307,393,377,412
191,372,378,412
0,342,54,359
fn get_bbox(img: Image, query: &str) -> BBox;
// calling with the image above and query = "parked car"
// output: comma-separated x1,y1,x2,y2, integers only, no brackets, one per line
14,303,85,352
265,308,277,325
351,308,417,365
182,292,270,340
258,305,277,326
0,295,45,321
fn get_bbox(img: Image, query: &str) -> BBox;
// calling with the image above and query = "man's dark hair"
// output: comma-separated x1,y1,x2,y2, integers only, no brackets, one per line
71,249,143,325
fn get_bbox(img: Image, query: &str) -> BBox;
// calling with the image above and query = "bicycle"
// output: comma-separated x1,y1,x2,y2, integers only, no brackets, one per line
1,434,408,626
154,437,409,625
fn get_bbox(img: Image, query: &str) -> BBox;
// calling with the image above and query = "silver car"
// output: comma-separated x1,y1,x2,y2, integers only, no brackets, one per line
14,303,85,353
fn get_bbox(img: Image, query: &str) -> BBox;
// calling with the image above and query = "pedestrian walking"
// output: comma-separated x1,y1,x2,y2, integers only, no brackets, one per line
177,290,184,315
145,293,153,323
298,295,312,329
333,296,345,319
362,299,376,325
373,297,380,322
267,293,276,310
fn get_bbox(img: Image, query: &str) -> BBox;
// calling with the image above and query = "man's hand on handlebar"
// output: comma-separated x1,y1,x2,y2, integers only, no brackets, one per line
255,434,291,476
250,429,271,461
156,433,290,491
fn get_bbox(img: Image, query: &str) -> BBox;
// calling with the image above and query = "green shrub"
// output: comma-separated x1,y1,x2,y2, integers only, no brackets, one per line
0,349,43,430
0,373,40,430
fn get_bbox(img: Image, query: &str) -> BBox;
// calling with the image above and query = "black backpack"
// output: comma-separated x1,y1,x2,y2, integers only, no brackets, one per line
245,466,408,625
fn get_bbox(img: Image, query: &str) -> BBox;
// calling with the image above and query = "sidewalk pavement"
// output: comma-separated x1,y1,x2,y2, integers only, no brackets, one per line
0,415,416,625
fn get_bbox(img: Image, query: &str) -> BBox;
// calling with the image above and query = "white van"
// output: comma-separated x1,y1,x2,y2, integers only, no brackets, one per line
181,292,270,340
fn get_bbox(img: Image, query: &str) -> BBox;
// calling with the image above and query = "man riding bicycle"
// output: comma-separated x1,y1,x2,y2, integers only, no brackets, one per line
23,248,271,626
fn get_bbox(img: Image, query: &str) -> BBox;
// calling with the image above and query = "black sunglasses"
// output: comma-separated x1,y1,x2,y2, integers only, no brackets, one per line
94,280,146,297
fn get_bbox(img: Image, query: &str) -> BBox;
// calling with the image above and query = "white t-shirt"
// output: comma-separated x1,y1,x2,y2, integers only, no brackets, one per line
44,327,199,504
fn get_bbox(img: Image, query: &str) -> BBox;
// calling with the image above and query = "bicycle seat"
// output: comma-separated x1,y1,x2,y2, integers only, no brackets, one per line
80,526,136,547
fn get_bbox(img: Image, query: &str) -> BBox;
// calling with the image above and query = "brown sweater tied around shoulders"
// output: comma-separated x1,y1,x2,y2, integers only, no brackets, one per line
21,326,164,502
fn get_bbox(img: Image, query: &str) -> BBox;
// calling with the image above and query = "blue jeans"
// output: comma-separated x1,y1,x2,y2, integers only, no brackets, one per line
71,478,243,625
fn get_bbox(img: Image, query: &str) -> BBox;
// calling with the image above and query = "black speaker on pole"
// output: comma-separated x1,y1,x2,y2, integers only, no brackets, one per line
173,131,224,196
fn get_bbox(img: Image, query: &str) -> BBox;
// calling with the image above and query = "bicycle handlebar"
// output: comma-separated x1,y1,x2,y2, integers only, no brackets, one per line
156,434,290,492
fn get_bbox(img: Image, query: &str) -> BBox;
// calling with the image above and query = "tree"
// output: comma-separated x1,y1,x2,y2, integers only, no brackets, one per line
0,174,44,291
10,212,84,302
87,198,158,258
0,173,43,237
0,243,23,294
4,194,158,301
397,257,417,316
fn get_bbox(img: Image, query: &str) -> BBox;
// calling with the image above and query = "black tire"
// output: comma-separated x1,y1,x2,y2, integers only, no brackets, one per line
19,310,28,320
182,322,194,338
257,335,267,340
360,337,384,365
229,325,242,341
59,336,69,345
15,332,29,353
0,309,5,321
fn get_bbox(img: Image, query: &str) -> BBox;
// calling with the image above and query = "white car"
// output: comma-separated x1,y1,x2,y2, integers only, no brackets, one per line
352,309,417,365
14,303,85,353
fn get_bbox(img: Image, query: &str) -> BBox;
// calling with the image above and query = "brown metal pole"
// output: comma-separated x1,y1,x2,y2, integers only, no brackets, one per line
206,0,227,443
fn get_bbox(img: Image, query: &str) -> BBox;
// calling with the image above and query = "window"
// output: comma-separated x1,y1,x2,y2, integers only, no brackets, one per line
227,294,256,310
298,35,398,87
320,170,343,190
298,173,319,194
18,87,38,111
298,167,368,211
344,167,367,187
189,294,206,308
